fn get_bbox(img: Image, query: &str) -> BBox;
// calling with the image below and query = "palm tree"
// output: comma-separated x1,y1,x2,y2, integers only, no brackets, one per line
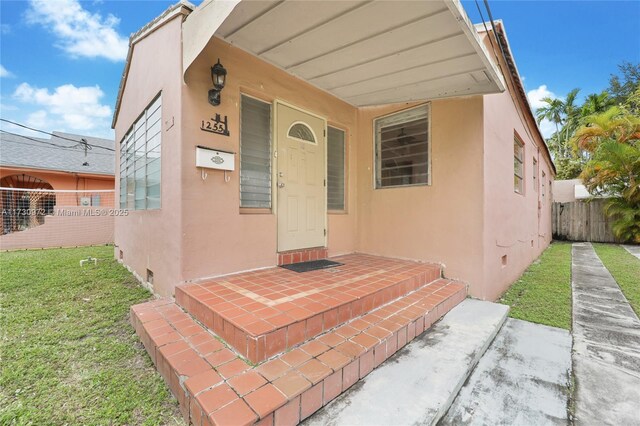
535,88,581,159
536,97,565,155
563,88,582,148
581,91,614,117
574,106,640,242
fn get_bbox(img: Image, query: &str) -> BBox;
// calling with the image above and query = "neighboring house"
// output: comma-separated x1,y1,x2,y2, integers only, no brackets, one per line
553,178,594,202
113,0,555,301
0,131,115,249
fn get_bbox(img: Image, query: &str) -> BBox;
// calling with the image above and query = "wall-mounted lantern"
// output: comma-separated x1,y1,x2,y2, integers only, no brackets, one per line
208,59,227,106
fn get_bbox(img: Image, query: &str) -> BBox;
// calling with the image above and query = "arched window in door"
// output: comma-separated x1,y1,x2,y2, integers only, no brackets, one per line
287,122,317,144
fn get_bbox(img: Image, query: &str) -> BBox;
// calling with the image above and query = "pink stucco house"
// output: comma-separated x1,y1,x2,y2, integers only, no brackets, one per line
118,1,555,423
114,0,554,301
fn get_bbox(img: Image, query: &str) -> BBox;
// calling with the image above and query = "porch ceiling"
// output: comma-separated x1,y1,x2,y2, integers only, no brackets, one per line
183,0,505,106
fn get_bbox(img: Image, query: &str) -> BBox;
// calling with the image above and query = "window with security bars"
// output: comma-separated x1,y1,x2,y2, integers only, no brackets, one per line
240,95,272,208
374,104,430,189
119,93,162,210
514,136,524,194
327,126,346,210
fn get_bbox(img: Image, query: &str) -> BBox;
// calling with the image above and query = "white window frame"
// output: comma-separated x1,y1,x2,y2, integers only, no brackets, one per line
119,93,162,210
373,104,431,189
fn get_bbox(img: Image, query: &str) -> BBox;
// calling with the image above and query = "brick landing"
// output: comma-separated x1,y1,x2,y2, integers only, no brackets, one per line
132,278,466,426
176,254,442,363
277,247,328,265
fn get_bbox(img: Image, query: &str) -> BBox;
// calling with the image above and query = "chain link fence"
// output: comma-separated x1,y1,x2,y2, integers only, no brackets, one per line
1,188,118,250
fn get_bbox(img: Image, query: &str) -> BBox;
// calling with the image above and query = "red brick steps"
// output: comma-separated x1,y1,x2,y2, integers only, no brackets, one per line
175,254,442,364
131,278,467,426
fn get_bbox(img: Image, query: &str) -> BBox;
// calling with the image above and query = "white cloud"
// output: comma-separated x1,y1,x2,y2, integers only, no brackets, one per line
0,65,13,78
0,24,10,34
527,84,557,110
13,82,112,133
26,110,50,129
25,0,128,61
0,104,19,111
527,84,558,139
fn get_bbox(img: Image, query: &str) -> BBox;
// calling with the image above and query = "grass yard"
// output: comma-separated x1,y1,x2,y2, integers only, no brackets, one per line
593,244,640,316
499,241,573,330
0,246,182,425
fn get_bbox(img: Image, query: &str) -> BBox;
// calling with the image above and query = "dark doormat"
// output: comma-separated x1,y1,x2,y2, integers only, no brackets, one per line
280,259,343,273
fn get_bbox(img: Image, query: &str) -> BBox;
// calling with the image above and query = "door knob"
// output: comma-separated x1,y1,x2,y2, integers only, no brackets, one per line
278,182,285,188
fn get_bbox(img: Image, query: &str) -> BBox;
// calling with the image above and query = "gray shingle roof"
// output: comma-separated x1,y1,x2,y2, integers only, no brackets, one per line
0,131,115,176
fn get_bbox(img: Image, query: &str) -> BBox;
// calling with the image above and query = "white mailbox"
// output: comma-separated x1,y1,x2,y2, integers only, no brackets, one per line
196,146,235,171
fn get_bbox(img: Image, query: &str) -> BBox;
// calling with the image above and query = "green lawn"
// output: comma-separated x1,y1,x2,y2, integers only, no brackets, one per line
593,243,640,316
0,246,182,425
499,242,573,330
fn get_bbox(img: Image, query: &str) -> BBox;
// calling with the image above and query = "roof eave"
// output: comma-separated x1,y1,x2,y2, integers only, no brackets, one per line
445,0,505,93
0,163,115,177
111,1,195,130
477,21,556,174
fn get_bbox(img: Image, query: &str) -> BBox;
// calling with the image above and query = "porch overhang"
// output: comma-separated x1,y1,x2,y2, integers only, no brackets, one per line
183,0,506,106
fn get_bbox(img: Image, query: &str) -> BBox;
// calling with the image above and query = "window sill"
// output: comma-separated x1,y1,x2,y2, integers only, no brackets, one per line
374,183,431,190
328,210,348,215
240,207,272,215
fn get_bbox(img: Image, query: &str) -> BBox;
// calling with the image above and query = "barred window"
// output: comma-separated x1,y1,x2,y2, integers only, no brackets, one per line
327,126,346,211
240,95,272,208
119,94,161,210
375,105,429,189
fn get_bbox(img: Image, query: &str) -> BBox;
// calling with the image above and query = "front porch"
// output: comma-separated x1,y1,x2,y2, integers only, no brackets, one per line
176,254,443,363
132,254,467,424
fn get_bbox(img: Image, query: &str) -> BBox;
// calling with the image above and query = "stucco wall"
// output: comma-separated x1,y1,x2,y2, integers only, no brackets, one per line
112,17,184,296
0,208,114,250
355,99,486,295
479,32,554,301
177,37,358,286
0,167,115,250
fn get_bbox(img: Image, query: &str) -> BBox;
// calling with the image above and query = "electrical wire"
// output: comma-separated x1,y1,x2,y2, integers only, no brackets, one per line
0,118,115,151
0,136,113,155
474,0,502,68
483,0,508,62
0,129,82,149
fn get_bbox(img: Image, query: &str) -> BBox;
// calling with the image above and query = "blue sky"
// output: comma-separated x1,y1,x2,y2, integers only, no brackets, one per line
1,0,639,140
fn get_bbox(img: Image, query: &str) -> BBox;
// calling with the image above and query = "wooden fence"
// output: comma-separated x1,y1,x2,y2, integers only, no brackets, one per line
552,199,621,243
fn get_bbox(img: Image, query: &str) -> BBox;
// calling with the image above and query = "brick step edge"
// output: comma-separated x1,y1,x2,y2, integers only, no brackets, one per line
175,264,442,363
131,279,467,426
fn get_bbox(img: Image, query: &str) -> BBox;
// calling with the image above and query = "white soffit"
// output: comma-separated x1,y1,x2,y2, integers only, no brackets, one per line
184,0,505,106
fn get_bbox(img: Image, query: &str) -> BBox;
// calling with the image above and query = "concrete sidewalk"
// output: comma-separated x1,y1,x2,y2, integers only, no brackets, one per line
572,243,640,426
623,244,640,260
304,299,509,426
441,318,572,426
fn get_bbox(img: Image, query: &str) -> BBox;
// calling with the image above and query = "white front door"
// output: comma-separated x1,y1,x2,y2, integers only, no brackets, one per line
276,102,326,252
